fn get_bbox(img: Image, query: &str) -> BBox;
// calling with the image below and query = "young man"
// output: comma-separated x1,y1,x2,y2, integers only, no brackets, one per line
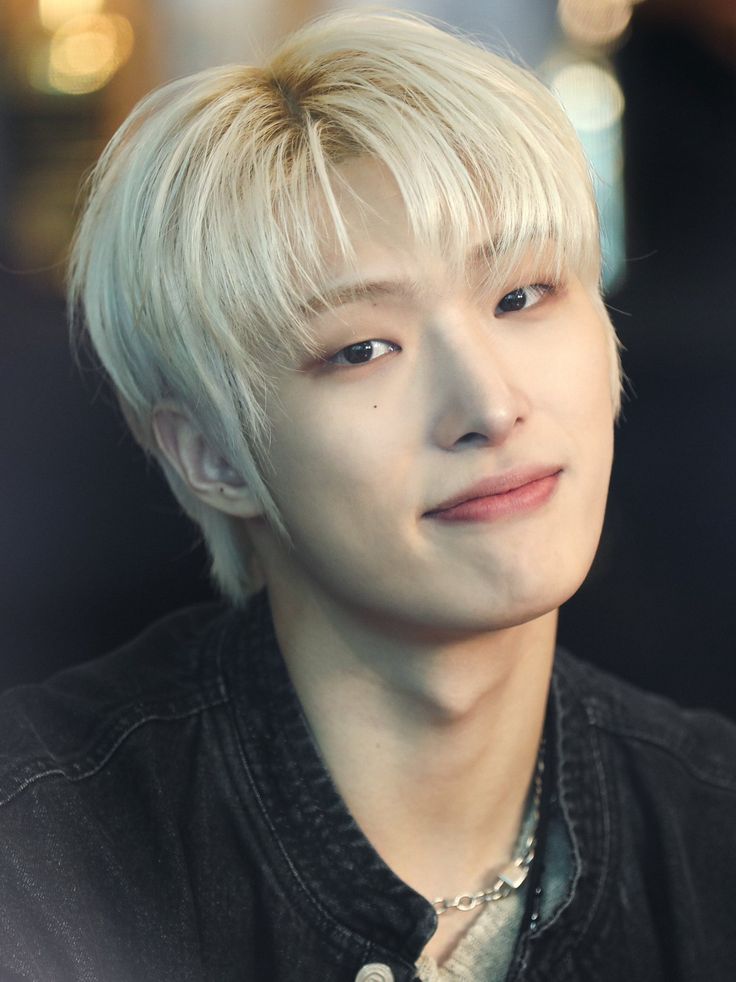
2,10,735,981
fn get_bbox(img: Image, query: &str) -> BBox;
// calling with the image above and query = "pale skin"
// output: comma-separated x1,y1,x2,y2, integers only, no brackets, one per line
155,158,617,963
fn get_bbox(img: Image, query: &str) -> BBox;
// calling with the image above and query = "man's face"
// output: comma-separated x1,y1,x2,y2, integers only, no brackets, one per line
251,158,615,638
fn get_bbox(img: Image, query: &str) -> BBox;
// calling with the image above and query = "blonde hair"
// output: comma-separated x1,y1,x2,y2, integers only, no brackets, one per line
69,7,622,604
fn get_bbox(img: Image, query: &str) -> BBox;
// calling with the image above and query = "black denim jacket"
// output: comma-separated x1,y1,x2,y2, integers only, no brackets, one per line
1,592,736,982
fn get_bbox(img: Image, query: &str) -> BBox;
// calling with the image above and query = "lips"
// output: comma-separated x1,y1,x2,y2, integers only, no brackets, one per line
424,466,563,521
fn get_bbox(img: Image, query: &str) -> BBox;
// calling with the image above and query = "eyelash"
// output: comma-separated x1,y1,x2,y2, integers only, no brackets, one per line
325,283,555,367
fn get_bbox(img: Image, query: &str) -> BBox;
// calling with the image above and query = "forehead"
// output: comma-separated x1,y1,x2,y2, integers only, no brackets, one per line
302,159,565,321
314,157,421,269
305,158,539,305
302,243,531,324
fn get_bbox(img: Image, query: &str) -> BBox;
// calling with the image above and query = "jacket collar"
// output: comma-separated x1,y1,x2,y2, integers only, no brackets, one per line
524,651,614,963
222,592,612,966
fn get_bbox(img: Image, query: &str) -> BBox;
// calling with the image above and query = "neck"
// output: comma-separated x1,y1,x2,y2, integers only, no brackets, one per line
268,585,556,908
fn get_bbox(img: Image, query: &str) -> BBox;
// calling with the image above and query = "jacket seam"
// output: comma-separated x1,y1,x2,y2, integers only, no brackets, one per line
531,716,613,971
578,718,613,936
586,701,736,793
0,687,229,810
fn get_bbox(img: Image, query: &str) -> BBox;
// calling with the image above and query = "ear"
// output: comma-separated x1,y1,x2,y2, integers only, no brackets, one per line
152,406,265,519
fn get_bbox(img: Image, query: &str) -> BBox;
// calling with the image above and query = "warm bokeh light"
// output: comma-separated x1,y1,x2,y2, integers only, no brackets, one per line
558,0,633,47
45,13,134,95
38,0,106,33
551,61,625,132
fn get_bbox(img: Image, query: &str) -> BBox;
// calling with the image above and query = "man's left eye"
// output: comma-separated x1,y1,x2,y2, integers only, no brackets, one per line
328,339,400,366
495,284,552,315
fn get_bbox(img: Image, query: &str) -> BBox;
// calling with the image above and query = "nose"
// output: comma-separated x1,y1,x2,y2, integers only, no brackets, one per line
425,306,530,451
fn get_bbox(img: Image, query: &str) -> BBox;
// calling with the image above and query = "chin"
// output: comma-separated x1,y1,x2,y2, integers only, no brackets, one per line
384,584,558,639
441,561,588,633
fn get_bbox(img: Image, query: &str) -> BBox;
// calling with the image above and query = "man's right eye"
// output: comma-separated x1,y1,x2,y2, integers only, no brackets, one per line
327,339,400,366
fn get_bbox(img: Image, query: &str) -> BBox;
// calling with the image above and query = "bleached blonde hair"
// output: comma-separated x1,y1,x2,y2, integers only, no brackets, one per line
68,7,622,604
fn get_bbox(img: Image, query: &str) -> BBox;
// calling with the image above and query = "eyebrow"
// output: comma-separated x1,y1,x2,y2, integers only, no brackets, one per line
302,279,420,319
300,240,508,319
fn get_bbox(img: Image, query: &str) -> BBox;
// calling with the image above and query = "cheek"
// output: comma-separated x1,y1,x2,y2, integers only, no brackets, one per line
262,412,419,599
535,323,615,515
565,342,616,528
556,320,617,425
266,396,410,532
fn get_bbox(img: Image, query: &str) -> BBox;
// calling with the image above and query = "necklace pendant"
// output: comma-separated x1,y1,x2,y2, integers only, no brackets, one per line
497,861,529,890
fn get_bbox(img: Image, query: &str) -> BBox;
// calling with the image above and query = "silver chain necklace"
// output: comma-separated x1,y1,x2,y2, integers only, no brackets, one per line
432,743,545,916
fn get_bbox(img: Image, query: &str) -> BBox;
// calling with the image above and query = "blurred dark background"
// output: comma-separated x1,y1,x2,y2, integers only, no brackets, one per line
560,0,736,717
2,0,736,717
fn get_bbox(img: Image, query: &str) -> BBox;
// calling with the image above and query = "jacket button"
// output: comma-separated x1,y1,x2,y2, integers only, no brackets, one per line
354,965,395,982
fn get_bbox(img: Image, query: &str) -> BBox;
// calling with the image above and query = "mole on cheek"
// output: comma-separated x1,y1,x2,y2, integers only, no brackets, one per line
373,404,378,409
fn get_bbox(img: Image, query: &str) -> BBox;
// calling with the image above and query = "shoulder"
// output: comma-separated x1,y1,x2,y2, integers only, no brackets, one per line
0,602,236,810
555,648,736,794
0,602,258,977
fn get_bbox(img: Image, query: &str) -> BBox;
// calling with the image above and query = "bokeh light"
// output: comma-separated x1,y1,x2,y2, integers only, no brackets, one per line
558,0,633,47
45,13,134,95
38,0,106,33
549,59,626,289
550,61,625,132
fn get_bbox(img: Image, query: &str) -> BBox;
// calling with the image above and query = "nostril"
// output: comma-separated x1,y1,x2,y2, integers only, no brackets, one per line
454,432,488,448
